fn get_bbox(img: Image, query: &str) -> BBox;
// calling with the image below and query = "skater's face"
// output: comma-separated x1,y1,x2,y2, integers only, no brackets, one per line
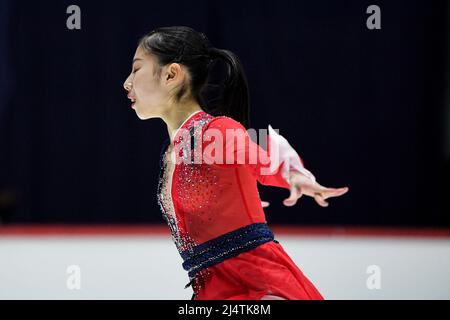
123,46,187,120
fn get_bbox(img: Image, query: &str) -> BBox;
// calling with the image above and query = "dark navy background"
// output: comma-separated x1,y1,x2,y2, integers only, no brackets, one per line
0,0,448,227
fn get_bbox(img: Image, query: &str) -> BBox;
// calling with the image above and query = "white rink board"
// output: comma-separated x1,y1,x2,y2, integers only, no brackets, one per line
0,235,449,299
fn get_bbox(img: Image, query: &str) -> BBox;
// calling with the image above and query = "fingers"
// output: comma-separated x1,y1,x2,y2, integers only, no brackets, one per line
261,201,270,208
282,182,349,208
314,193,329,207
321,187,349,199
315,186,349,207
283,184,303,206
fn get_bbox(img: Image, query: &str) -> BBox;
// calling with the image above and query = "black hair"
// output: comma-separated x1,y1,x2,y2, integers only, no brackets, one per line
138,26,250,128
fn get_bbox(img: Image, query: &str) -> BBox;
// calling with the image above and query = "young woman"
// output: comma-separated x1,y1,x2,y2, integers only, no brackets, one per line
123,26,348,300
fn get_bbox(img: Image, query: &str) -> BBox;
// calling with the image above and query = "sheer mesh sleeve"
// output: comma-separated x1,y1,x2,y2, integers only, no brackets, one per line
202,116,315,190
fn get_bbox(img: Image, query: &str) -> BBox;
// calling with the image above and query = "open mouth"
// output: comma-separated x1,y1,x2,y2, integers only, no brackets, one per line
129,97,136,108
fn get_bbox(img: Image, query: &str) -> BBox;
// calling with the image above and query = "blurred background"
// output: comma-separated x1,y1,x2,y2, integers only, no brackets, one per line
0,0,449,299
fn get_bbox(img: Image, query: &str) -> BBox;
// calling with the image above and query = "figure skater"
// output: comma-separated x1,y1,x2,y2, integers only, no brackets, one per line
123,26,348,300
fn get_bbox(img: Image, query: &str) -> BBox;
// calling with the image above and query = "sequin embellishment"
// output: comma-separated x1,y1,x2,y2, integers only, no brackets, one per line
156,111,216,294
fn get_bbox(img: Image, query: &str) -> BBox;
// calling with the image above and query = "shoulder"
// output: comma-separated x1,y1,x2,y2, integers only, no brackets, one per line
204,115,247,132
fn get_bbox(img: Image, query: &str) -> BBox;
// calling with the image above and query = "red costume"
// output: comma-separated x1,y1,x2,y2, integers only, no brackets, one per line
157,110,324,300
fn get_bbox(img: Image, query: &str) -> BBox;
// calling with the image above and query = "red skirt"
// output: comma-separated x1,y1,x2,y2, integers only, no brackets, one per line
193,240,324,300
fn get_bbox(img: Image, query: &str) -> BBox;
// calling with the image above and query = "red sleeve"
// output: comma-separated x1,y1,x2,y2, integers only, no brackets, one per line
202,116,294,190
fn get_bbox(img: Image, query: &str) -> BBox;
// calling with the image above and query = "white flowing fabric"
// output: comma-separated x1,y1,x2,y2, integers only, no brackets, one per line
268,124,316,185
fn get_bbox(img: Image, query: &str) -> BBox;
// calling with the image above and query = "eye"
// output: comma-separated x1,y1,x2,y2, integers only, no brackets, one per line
132,68,140,74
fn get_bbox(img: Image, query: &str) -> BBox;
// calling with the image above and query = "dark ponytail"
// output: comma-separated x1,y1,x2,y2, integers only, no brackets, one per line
207,48,250,128
138,26,250,128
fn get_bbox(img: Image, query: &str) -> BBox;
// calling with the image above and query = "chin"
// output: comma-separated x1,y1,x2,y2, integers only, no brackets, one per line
133,104,160,120
136,113,151,120
135,110,156,120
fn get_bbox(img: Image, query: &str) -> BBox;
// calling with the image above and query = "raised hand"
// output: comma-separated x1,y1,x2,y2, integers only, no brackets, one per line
261,171,349,208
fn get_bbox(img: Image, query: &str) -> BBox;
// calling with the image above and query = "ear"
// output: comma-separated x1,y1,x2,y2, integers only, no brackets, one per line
164,63,183,85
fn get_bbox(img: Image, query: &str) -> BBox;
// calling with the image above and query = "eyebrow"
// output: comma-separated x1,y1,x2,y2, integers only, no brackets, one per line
132,58,143,64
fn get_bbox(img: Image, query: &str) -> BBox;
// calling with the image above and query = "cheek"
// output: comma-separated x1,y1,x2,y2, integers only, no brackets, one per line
134,72,161,99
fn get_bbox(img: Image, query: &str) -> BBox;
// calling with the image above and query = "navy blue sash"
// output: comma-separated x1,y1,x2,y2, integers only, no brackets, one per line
181,222,275,279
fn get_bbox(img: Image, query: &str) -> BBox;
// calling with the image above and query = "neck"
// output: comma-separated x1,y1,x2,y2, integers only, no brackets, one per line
162,100,203,145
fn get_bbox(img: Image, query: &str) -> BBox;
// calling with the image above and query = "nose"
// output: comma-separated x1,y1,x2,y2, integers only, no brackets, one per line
123,76,132,91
